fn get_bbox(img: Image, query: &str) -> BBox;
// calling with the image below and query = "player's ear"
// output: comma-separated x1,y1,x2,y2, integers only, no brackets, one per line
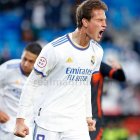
82,18,88,28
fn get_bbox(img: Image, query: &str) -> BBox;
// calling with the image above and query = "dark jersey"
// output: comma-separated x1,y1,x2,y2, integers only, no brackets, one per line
91,62,126,119
90,62,126,140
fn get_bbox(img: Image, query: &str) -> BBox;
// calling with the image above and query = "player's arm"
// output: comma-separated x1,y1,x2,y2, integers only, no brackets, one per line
14,43,58,138
0,62,10,123
86,45,103,131
85,88,96,132
14,69,41,137
100,62,126,81
85,85,95,131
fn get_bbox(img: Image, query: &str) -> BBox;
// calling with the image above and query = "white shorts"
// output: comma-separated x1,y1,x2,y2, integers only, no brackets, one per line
33,124,90,140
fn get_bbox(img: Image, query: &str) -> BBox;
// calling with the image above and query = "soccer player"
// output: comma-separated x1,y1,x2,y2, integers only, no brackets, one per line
89,61,126,140
0,42,42,140
14,0,108,140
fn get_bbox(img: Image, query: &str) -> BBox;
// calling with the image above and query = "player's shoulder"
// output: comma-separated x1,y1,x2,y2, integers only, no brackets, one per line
50,34,69,47
90,40,102,49
90,40,103,53
42,34,69,52
2,59,21,69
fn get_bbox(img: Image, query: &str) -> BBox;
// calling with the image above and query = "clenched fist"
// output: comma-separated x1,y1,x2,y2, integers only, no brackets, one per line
14,118,29,138
0,111,9,123
87,117,96,131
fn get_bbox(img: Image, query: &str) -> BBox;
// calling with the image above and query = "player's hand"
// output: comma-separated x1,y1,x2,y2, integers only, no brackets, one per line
86,117,96,131
14,118,29,138
0,111,10,123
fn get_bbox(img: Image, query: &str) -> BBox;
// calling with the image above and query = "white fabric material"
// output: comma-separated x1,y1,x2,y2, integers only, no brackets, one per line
0,59,27,133
33,123,90,140
0,128,33,140
17,33,103,132
0,59,36,139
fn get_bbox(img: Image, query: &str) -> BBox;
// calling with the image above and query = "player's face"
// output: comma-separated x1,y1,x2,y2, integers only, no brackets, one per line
21,50,38,76
85,9,107,42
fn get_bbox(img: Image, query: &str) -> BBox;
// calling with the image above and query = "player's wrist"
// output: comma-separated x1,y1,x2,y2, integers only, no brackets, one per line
16,118,25,124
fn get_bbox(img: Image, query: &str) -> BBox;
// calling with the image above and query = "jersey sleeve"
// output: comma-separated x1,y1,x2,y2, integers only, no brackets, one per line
34,43,58,77
100,62,126,81
17,70,41,119
17,44,58,120
111,69,126,81
100,62,112,77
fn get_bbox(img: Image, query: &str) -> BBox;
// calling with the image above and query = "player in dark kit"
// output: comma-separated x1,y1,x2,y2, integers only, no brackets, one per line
89,61,126,140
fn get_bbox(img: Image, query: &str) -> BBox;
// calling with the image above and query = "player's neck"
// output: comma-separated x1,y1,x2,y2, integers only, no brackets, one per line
72,28,90,48
20,64,30,77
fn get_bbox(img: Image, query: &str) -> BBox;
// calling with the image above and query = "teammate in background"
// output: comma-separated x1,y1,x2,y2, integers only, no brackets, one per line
0,42,42,140
89,61,126,140
14,0,108,140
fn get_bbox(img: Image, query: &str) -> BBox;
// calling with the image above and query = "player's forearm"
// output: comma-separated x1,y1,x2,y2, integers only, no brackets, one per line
17,70,40,119
85,86,92,118
86,101,92,117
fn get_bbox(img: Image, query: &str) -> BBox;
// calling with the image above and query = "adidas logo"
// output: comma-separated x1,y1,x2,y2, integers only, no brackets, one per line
66,57,73,63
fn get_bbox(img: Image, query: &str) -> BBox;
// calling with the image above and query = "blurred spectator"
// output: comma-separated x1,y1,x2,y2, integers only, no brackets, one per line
32,0,46,30
0,47,10,65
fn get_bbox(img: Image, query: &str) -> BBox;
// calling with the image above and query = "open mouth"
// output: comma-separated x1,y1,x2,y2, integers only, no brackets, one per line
99,30,104,37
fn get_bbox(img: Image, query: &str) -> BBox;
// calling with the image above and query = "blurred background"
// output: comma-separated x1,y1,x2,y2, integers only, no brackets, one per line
0,0,140,139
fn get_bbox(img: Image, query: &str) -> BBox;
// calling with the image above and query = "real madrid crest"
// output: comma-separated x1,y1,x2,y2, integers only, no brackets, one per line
91,56,95,65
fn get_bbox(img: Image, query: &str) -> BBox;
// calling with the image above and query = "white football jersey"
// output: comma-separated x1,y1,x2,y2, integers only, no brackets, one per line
0,59,27,133
18,33,103,131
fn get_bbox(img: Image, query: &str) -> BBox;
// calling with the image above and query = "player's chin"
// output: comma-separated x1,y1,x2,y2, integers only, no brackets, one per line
94,37,101,42
92,34,103,42
24,70,31,75
98,34,104,41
